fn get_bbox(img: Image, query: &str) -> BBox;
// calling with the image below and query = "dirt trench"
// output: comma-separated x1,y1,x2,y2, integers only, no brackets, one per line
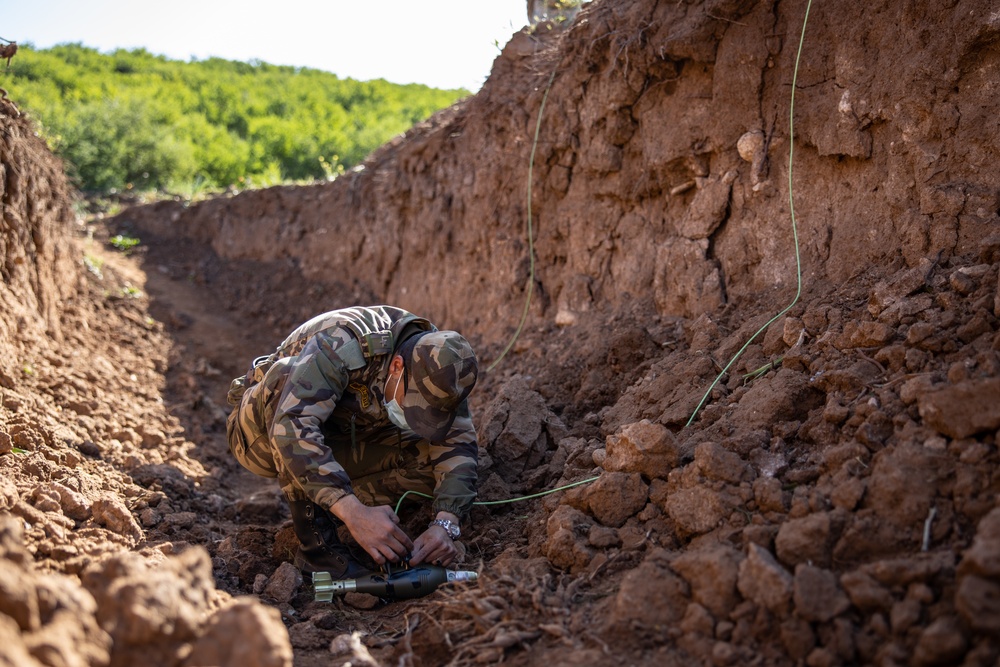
2,0,1000,666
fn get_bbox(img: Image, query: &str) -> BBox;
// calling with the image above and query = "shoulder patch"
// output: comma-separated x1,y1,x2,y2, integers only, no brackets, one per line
349,382,371,409
337,339,367,370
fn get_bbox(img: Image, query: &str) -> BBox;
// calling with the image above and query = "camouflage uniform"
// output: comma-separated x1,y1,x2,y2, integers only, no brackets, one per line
226,306,479,520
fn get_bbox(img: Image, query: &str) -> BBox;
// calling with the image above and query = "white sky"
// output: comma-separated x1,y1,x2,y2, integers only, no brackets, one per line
2,0,532,91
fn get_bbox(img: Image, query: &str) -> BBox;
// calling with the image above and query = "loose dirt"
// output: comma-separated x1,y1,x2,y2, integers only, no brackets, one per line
2,0,1000,665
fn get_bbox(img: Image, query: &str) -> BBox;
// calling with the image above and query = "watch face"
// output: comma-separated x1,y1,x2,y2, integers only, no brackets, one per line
434,519,460,538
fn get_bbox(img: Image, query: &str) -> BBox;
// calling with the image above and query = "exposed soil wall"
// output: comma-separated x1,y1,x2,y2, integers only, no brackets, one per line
2,0,1000,666
0,103,77,351
116,0,1000,342
0,105,294,667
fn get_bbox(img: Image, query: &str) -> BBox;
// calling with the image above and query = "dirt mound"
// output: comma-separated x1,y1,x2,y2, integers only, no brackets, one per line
3,0,1000,665
0,106,293,665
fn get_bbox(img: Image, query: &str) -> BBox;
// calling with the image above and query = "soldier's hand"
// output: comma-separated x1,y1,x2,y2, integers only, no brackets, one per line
409,524,458,567
331,496,412,565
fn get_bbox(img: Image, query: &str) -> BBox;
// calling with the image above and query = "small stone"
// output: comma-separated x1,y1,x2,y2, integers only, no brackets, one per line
262,562,302,604
949,269,977,295
139,427,167,449
90,497,144,543
783,317,805,347
587,525,620,548
163,511,198,530
603,420,683,478
672,544,742,618
585,471,648,528
918,377,1000,438
869,262,931,316
711,641,739,666
793,564,850,622
890,598,922,634
554,309,577,327
737,131,765,163
775,512,834,568
737,543,793,614
912,617,968,667
185,599,294,667
344,592,380,610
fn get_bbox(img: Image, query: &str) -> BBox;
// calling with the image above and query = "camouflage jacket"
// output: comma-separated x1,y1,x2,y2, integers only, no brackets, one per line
267,306,479,518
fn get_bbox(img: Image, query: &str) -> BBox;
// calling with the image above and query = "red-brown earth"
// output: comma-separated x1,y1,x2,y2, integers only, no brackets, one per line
2,0,999,665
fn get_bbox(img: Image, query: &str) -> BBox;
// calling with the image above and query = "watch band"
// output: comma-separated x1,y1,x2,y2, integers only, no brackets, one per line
429,518,460,539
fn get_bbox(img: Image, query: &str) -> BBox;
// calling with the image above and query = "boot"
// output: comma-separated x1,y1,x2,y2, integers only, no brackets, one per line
288,500,372,578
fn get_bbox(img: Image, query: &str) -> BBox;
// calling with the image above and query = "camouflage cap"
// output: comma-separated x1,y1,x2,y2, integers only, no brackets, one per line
402,331,479,441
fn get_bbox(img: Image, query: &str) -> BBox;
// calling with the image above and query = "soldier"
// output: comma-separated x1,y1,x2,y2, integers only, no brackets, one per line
226,306,479,579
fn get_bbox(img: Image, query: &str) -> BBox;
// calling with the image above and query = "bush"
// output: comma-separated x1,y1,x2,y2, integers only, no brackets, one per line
55,97,197,191
5,44,468,194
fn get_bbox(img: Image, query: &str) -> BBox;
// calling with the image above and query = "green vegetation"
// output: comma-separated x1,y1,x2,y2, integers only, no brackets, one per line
109,234,141,253
2,44,467,195
82,254,104,278
529,0,589,25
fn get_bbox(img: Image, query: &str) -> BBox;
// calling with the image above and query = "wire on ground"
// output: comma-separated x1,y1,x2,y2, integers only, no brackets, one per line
486,66,558,373
685,0,813,428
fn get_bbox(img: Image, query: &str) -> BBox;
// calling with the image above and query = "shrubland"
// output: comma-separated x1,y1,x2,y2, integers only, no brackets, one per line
2,43,467,196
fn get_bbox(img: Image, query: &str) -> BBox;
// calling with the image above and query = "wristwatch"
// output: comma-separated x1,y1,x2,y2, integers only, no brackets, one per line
429,518,461,539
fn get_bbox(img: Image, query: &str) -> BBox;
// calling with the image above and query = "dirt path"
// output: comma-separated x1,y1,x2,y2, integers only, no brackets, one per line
119,227,536,666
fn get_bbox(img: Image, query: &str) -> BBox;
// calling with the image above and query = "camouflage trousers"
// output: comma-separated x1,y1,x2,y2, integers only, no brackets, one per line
227,378,436,510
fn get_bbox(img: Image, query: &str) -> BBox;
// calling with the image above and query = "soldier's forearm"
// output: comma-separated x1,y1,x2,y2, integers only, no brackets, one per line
328,492,365,524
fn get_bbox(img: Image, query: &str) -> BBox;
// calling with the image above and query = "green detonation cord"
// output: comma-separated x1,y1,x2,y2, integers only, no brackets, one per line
486,66,558,373
685,0,812,428
394,475,599,516
421,0,815,525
